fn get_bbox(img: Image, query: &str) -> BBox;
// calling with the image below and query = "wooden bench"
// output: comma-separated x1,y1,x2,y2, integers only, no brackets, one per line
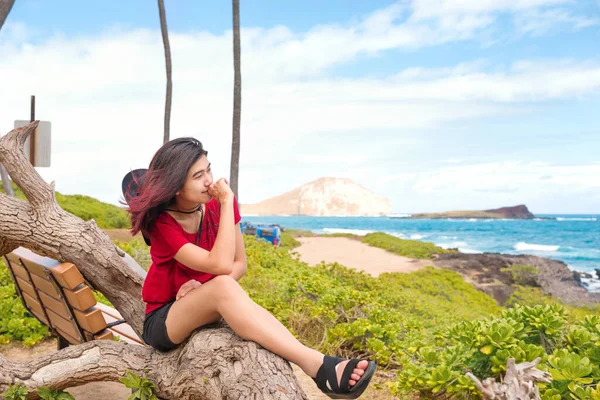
3,247,143,349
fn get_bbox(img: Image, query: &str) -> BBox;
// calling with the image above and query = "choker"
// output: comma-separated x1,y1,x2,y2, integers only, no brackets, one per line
165,204,202,214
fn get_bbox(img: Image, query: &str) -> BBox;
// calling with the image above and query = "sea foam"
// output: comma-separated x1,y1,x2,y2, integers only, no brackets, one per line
514,242,560,252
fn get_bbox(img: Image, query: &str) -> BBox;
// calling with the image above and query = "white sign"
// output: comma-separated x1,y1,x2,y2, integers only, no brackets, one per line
14,120,51,167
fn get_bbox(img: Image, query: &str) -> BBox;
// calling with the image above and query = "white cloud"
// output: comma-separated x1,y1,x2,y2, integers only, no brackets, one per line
394,162,600,212
0,1,598,212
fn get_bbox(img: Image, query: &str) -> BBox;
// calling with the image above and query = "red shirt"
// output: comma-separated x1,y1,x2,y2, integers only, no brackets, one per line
142,198,241,313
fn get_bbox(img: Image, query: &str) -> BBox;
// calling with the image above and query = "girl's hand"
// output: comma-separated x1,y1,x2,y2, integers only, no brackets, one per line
176,279,202,301
208,178,234,204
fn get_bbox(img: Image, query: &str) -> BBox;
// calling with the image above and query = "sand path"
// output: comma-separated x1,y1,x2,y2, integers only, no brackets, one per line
294,237,434,276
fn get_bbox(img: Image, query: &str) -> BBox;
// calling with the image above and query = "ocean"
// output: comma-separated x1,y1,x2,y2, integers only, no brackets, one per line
241,214,600,291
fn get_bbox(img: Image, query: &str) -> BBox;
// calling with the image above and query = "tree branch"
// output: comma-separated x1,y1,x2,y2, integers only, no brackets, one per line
0,325,309,399
467,357,552,400
0,122,147,335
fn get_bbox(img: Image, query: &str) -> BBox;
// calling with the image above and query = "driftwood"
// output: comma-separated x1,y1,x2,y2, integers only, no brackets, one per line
0,121,308,399
467,357,552,400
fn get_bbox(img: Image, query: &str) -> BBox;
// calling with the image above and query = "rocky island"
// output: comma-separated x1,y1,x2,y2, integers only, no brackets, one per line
239,177,391,216
409,204,535,219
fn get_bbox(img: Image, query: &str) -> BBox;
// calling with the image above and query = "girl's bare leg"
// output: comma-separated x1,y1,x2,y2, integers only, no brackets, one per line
165,275,366,385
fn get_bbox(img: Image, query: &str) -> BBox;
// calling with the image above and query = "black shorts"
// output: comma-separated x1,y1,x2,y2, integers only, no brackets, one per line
142,302,177,352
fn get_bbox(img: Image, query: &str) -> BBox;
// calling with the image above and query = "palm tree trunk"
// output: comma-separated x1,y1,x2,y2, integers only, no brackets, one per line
230,0,242,200
0,0,16,30
0,0,16,196
157,0,172,144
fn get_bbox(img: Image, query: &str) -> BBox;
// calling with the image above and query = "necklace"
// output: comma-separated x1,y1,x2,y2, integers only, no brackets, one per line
165,204,202,214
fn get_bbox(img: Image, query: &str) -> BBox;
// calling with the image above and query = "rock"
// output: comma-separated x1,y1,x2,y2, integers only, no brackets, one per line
433,252,600,306
595,269,600,280
239,177,391,216
410,204,535,220
483,205,534,219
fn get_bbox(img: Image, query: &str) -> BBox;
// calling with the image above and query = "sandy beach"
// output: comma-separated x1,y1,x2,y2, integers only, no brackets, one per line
294,236,434,276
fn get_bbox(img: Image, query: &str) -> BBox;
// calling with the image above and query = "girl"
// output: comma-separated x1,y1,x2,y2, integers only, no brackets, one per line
124,137,376,399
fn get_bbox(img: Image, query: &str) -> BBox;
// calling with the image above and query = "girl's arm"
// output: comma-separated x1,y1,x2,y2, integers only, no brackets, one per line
173,181,236,275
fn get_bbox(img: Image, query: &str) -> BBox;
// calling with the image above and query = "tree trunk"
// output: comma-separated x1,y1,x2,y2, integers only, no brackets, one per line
230,0,241,200
157,0,172,144
0,0,15,30
0,122,308,399
0,0,16,196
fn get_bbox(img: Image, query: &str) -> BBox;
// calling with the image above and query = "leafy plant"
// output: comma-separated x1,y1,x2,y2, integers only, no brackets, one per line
120,370,159,400
37,386,75,400
3,383,28,400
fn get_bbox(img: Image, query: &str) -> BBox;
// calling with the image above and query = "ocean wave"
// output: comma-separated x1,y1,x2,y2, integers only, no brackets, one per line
320,228,375,236
580,276,600,293
556,217,597,221
461,248,483,254
437,241,481,254
387,213,411,218
410,234,427,240
514,242,560,252
387,232,407,239
438,241,468,249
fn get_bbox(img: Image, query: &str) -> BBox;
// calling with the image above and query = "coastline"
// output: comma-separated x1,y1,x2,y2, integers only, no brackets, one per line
289,233,600,307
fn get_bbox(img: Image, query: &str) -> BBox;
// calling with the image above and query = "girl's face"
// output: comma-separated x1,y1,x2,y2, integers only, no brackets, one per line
176,154,214,204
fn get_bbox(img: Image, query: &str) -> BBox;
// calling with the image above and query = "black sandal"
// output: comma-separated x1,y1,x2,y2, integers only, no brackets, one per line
312,355,377,399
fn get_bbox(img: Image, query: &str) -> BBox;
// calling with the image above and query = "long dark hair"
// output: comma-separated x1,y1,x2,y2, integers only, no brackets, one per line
126,137,208,238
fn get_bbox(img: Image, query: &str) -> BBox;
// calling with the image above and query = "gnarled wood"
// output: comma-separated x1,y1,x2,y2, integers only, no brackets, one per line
467,357,552,400
0,324,308,399
0,122,309,399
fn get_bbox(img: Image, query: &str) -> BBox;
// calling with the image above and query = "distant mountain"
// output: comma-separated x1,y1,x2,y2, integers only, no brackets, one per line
240,177,391,216
409,204,535,219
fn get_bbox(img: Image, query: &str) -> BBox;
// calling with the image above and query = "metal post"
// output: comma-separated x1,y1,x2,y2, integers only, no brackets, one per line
29,95,35,164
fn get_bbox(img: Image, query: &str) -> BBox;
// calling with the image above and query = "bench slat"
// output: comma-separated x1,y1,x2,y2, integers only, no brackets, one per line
21,292,48,324
55,326,83,346
5,259,31,284
108,330,144,345
63,285,96,311
37,291,107,334
73,307,108,334
29,274,61,298
13,248,85,290
15,276,38,300
92,329,115,341
45,308,83,344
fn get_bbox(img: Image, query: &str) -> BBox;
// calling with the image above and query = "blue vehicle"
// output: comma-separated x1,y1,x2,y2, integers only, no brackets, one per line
240,222,283,246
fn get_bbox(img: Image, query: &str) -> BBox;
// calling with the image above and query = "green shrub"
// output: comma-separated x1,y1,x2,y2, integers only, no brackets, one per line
501,264,539,286
3,383,28,400
1,181,130,229
113,238,151,270
392,304,600,399
240,236,500,369
362,232,456,259
280,231,301,250
55,193,130,229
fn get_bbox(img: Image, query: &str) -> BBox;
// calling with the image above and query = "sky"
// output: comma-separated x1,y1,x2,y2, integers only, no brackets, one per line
1,0,599,214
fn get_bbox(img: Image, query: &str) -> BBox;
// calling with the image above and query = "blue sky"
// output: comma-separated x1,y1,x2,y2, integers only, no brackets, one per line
1,0,600,213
